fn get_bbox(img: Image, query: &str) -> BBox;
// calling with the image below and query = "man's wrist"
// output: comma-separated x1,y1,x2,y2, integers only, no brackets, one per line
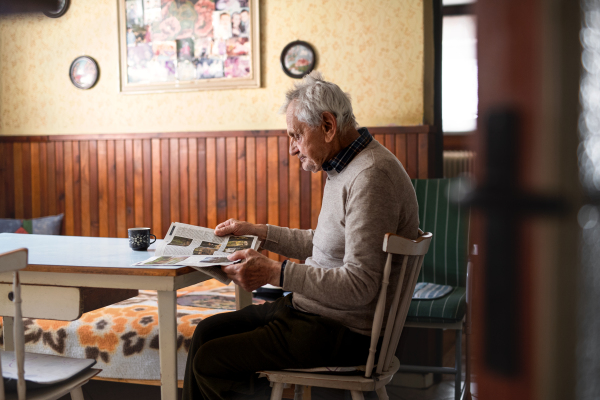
255,224,268,241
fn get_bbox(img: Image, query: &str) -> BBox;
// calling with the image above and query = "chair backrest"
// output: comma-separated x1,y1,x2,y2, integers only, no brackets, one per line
363,231,432,378
411,179,470,287
0,248,28,400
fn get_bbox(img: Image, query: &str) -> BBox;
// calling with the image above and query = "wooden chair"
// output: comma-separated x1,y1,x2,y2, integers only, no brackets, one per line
262,231,433,400
0,248,100,400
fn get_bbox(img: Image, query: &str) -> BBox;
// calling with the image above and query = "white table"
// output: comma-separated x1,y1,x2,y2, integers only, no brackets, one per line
0,233,253,400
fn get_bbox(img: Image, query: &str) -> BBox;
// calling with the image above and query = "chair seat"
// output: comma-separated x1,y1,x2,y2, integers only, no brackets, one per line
406,286,466,323
5,368,100,400
262,357,399,392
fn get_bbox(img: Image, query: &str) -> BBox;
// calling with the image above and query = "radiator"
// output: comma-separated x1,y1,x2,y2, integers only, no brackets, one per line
443,150,475,178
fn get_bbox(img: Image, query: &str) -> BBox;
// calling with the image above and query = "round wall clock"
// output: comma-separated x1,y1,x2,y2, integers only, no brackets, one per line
43,0,70,18
69,56,99,90
280,41,316,79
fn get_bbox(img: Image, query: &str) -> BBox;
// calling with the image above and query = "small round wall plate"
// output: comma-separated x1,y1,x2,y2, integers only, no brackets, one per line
280,40,316,79
43,0,70,18
69,56,99,90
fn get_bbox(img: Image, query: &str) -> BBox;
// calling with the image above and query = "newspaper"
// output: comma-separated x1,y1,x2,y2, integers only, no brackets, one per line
133,222,260,284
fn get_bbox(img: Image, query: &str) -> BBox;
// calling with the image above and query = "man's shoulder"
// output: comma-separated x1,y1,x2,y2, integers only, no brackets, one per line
344,139,407,179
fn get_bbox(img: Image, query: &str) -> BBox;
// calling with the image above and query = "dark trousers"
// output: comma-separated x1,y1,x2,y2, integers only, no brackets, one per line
182,294,373,400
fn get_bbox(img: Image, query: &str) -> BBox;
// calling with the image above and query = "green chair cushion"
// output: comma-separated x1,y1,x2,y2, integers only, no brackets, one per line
406,286,466,323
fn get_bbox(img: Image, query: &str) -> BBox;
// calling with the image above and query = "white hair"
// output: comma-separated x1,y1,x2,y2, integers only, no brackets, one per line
280,71,358,135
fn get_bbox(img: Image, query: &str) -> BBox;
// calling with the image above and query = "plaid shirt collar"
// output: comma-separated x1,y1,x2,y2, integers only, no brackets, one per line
322,127,372,173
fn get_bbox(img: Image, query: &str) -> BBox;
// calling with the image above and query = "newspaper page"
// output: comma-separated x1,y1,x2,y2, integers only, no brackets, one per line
133,222,260,284
155,222,259,256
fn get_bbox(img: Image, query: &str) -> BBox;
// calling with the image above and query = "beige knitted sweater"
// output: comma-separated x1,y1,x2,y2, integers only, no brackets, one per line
263,139,419,335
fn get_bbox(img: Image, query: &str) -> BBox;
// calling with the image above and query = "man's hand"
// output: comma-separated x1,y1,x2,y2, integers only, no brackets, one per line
222,249,281,292
214,219,268,241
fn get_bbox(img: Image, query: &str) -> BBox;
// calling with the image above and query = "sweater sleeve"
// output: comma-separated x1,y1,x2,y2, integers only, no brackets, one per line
282,168,402,308
260,225,314,260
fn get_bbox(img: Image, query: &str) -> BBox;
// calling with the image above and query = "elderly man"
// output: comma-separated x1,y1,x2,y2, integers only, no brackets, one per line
182,71,419,400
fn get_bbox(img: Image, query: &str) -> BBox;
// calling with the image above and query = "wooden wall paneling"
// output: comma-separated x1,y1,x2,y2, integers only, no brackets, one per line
89,140,99,237
188,138,199,227
278,136,289,229
406,133,418,179
374,134,385,149
396,134,407,169
246,137,256,224
115,140,127,238
197,138,207,228
417,133,429,179
98,141,109,237
300,170,311,230
288,147,300,230
107,140,117,238
0,127,432,238
39,142,48,218
385,134,396,156
236,137,246,221
54,142,65,234
0,143,14,218
125,140,135,230
160,139,171,236
216,138,227,225
72,142,82,236
310,172,322,229
63,142,74,236
255,137,267,225
178,138,189,224
267,137,279,260
205,138,217,229
81,141,92,236
30,143,41,218
133,139,145,227
0,144,5,218
46,143,56,217
226,137,237,220
143,139,153,229
151,139,162,237
20,143,32,219
4,143,15,218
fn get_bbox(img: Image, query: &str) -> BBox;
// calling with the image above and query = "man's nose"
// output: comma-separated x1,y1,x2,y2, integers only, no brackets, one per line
289,139,298,155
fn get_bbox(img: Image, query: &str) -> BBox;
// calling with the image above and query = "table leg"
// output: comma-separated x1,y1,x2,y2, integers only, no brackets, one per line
235,284,253,310
157,291,178,400
3,316,14,351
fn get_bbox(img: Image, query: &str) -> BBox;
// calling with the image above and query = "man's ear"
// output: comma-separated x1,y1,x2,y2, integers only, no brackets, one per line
321,112,337,143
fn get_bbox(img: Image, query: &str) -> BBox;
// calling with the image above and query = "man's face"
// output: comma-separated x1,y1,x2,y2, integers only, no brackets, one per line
286,103,328,173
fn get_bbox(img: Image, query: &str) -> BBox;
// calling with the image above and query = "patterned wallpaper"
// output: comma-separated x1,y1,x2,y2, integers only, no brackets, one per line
0,0,424,136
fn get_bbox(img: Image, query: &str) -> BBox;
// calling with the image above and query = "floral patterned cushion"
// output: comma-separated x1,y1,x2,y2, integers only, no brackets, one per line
0,280,265,382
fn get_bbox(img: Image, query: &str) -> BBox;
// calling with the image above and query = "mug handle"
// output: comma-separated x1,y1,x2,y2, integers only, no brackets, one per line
150,234,157,245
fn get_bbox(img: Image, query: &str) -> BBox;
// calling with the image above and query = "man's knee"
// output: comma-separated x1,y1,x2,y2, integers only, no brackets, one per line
193,339,233,378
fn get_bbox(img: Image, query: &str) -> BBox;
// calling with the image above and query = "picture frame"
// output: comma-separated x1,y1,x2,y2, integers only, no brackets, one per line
43,0,70,18
280,40,316,79
117,0,261,94
69,56,100,90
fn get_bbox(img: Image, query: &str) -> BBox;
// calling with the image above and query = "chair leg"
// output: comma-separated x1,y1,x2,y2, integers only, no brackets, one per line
70,386,85,400
350,390,365,400
455,329,462,400
270,382,285,400
294,384,304,400
375,386,389,400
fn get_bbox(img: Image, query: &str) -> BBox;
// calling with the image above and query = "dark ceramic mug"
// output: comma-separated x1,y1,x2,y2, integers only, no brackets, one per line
128,227,157,251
